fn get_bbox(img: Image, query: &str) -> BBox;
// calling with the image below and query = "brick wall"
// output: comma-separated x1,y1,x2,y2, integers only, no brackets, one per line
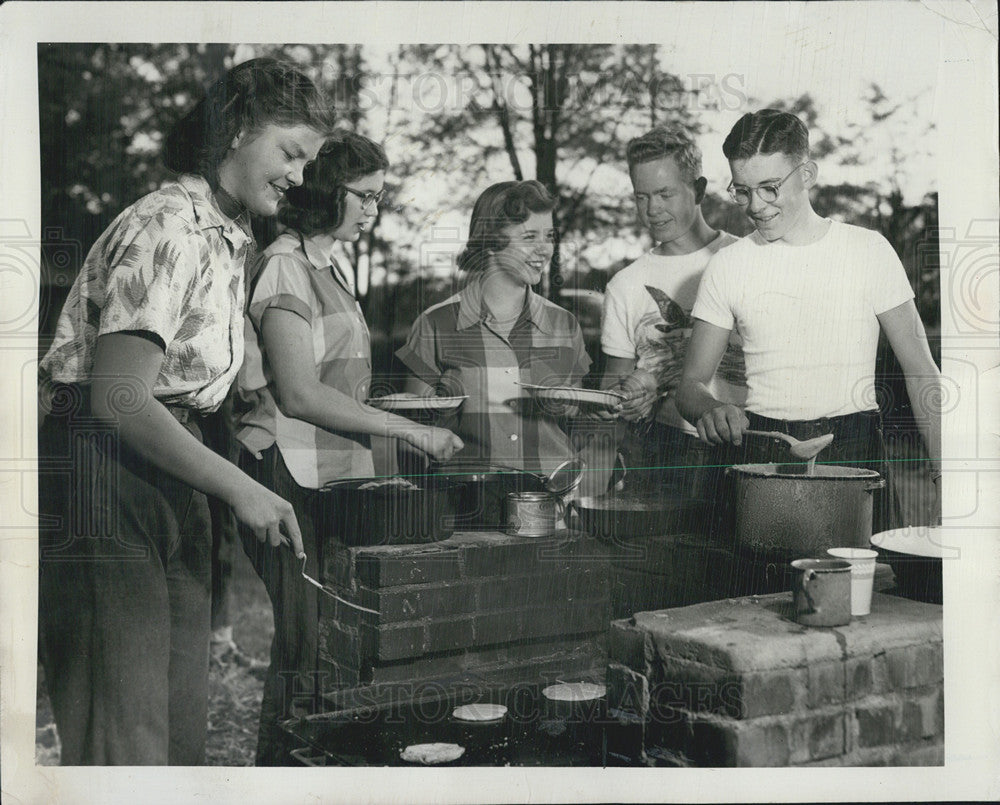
605,592,944,767
316,531,611,695
606,532,734,619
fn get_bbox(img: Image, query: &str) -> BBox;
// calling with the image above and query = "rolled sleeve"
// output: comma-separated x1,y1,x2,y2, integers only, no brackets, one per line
600,277,637,359
247,253,314,330
570,322,592,382
99,213,204,346
395,314,442,385
869,233,916,314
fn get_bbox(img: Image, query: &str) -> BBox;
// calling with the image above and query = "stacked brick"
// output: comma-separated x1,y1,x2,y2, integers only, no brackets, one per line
605,592,944,766
606,532,734,619
316,531,611,700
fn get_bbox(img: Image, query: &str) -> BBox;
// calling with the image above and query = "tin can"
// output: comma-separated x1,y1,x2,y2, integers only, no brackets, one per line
506,492,557,537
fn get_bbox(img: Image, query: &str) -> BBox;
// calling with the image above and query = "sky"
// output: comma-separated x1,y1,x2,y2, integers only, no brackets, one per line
661,1,944,197
323,1,955,286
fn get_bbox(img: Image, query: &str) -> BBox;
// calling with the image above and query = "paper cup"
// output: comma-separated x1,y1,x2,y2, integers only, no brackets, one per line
827,547,878,616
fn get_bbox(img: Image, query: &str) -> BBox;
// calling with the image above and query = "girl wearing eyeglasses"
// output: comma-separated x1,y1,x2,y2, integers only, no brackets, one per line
233,131,462,765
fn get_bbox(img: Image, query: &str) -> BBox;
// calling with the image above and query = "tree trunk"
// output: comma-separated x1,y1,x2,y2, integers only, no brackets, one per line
483,45,523,180
198,43,229,83
530,46,562,302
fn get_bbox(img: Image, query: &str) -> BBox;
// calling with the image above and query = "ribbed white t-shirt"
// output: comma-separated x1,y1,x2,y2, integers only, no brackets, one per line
691,220,915,420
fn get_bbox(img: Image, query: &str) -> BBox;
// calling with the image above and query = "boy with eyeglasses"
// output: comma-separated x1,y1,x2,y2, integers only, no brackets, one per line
677,109,941,537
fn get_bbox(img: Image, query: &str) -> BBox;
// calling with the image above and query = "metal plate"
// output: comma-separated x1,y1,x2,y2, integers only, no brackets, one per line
452,703,508,723
366,394,467,412
541,682,606,702
517,383,625,408
871,526,945,558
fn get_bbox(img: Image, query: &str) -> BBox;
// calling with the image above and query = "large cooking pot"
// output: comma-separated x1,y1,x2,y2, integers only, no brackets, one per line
568,493,711,542
312,476,459,546
728,463,884,556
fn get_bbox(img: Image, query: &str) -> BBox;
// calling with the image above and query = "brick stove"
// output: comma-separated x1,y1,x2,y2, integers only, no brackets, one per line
315,530,613,708
605,592,944,766
607,531,734,619
302,513,931,768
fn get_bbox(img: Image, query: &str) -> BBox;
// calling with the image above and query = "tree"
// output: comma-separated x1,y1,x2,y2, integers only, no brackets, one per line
769,88,939,327
37,43,232,339
383,44,700,302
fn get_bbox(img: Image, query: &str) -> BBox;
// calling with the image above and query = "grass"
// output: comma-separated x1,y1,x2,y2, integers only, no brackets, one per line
204,549,274,766
36,545,274,767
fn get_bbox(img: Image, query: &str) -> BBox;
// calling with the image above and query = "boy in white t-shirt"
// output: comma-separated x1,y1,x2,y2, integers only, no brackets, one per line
597,127,745,501
678,109,941,534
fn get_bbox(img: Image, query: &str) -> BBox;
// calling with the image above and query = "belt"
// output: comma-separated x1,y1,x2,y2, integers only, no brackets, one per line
746,409,881,440
166,405,214,425
45,382,213,425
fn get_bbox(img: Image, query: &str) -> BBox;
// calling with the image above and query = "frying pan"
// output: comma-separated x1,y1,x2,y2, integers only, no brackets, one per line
568,492,710,542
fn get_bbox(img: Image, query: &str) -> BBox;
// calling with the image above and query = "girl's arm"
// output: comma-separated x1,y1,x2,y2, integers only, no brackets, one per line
261,308,462,461
90,332,305,556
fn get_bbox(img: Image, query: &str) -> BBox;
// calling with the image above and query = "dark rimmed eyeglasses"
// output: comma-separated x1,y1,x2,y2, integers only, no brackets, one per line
727,162,808,206
343,186,386,211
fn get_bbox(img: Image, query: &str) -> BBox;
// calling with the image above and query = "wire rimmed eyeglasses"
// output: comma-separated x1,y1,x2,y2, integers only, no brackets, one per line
727,162,808,206
344,186,386,211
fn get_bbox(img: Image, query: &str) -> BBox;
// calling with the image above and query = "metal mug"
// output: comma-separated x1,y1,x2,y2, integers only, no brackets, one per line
506,491,563,537
790,558,852,627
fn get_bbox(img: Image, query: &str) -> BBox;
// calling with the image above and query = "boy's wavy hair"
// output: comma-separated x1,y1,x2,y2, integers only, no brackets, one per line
279,132,389,236
722,109,810,162
457,180,556,273
163,57,332,185
626,127,703,183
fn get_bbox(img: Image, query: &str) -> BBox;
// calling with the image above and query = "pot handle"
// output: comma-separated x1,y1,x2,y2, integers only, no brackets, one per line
864,477,886,492
610,451,627,488
554,495,568,524
800,568,820,614
564,498,581,529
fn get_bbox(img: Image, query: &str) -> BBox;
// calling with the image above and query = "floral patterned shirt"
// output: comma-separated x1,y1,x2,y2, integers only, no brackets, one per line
39,175,253,412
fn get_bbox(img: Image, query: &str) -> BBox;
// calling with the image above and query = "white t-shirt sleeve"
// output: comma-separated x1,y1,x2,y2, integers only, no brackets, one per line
600,274,638,359
867,231,916,314
691,253,736,330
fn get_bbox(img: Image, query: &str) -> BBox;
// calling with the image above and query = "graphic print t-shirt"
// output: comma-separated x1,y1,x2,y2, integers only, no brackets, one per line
601,231,746,433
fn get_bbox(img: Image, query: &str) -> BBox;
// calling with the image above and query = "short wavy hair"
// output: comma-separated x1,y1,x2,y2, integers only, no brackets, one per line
626,127,702,183
279,132,389,236
456,180,556,273
722,109,810,162
164,57,332,186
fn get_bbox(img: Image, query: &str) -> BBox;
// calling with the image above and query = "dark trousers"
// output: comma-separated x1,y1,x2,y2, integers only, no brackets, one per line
201,404,240,634
238,445,321,766
38,393,212,765
619,419,726,504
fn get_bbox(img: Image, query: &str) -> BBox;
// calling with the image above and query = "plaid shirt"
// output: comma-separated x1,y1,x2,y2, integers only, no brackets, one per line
39,175,252,412
396,276,591,474
236,230,375,489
